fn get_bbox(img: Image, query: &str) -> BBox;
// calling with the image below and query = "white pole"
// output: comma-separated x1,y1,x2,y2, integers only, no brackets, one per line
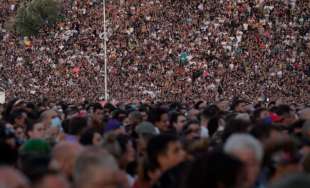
103,0,108,100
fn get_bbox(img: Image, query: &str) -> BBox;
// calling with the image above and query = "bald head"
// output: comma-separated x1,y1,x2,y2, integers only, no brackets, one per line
74,146,127,188
0,167,30,188
52,142,84,178
34,174,70,188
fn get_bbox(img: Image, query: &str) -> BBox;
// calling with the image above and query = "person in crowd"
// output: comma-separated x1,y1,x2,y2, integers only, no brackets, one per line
51,141,84,181
1,2,310,188
64,117,87,143
199,105,220,138
182,120,201,144
222,117,252,142
265,137,302,184
147,134,186,173
40,110,59,129
0,166,30,188
73,146,129,188
32,170,70,188
169,112,186,135
224,134,264,188
148,108,170,134
250,124,284,147
125,111,144,136
112,109,128,125
10,110,28,129
102,133,136,186
152,160,190,188
25,122,45,139
89,103,105,132
183,151,245,188
18,139,52,182
231,100,249,113
15,126,26,145
133,158,160,188
135,121,157,158
79,127,102,146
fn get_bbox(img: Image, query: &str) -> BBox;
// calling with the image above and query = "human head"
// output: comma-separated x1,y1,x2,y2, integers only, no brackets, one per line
200,105,220,126
91,103,104,124
18,139,52,182
112,109,128,124
102,133,135,169
170,112,186,134
136,157,161,187
68,117,87,136
74,146,128,188
183,120,201,142
184,151,244,188
26,122,45,139
0,166,30,188
40,110,58,128
138,105,149,119
267,137,302,182
128,111,143,126
10,110,27,127
216,100,230,112
135,122,157,157
224,134,264,188
148,108,169,133
135,121,157,136
33,171,70,188
208,116,224,137
231,100,248,113
147,134,185,172
250,124,284,147
15,126,26,143
79,128,102,146
222,118,252,141
52,142,84,179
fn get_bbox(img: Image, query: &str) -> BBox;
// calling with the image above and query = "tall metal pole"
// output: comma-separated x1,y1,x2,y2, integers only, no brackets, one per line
103,0,108,100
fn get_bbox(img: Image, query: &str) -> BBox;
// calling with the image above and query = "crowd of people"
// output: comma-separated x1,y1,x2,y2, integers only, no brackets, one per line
1,0,310,187
0,0,310,103
0,97,310,188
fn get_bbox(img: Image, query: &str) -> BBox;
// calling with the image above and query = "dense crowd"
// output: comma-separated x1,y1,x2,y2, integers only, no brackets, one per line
1,1,310,186
0,0,310,103
1,98,310,188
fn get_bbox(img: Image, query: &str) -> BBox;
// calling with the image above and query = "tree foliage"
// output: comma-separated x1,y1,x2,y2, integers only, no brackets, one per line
15,0,62,36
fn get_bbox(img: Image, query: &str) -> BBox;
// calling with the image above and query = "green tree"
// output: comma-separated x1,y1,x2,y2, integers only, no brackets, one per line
15,0,61,36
